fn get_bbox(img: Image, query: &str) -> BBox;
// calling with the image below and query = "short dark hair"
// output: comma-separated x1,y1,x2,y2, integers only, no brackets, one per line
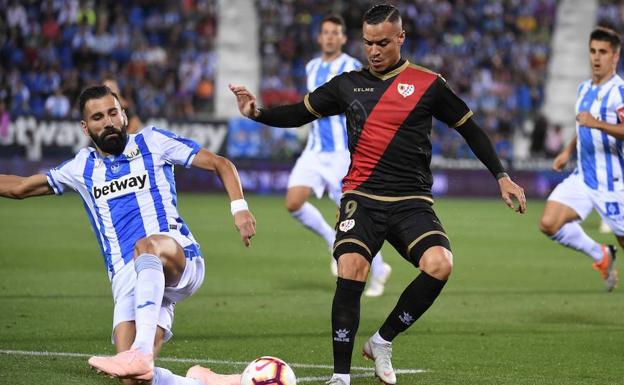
363,4,401,25
321,14,346,34
590,26,621,51
78,85,121,117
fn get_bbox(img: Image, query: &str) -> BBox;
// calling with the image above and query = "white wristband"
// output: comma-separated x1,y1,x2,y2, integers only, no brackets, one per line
230,199,249,215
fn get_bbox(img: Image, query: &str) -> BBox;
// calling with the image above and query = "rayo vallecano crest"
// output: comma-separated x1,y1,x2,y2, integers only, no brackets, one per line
397,83,414,98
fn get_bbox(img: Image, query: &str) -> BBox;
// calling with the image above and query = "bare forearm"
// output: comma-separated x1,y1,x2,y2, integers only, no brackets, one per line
0,174,53,199
213,157,245,201
562,136,577,156
594,121,624,140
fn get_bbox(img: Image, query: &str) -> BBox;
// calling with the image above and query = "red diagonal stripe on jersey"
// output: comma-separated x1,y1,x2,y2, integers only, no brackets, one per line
343,67,437,191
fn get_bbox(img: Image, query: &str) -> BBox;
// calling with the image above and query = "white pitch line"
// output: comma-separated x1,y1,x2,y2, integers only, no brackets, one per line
0,349,428,379
298,370,427,383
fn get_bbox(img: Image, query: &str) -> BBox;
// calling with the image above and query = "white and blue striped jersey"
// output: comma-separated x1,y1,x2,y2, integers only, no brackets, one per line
46,126,201,280
304,53,361,152
575,74,624,191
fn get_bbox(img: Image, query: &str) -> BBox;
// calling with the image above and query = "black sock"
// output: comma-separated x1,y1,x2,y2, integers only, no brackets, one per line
331,277,365,374
379,272,447,342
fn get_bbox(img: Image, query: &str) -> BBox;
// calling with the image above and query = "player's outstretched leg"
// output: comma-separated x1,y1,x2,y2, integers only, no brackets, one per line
365,252,392,297
90,235,188,380
364,247,451,385
89,253,165,379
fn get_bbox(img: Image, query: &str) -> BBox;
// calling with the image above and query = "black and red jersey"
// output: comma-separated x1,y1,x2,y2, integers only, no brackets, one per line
304,59,472,199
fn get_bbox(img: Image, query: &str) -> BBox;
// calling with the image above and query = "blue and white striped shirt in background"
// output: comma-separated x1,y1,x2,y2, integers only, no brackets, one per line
304,53,361,153
46,126,201,280
575,74,624,191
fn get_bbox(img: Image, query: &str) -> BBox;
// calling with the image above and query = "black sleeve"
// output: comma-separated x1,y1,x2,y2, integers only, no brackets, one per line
455,117,506,178
254,74,347,127
431,76,473,129
254,102,317,128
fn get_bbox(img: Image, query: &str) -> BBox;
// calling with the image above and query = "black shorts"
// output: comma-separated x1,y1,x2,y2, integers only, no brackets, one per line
333,192,451,267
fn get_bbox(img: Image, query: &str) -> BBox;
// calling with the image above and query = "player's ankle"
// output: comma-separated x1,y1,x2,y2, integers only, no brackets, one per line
331,373,350,385
371,331,391,346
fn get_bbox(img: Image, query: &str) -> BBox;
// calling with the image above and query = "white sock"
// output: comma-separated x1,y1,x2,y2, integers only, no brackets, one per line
550,222,603,262
331,373,350,385
372,331,391,346
153,367,202,385
131,254,165,354
370,252,386,278
291,202,336,248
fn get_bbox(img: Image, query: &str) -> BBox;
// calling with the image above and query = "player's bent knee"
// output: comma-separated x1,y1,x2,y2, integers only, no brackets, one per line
336,252,370,281
285,198,304,213
134,235,181,260
134,235,162,256
538,216,559,236
419,247,453,280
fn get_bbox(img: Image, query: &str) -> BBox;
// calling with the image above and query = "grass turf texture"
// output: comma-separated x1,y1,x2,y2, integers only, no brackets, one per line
0,194,621,385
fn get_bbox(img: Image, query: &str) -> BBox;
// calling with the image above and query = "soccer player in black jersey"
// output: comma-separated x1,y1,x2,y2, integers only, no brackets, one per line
231,4,526,385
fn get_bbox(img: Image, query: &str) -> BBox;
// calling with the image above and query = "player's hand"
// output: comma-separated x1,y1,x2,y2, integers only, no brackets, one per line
551,151,570,171
234,210,256,247
498,176,526,214
228,84,259,119
576,111,598,128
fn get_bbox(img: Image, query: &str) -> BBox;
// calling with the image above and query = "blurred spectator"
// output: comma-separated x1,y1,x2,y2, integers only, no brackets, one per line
44,88,70,118
544,123,565,157
0,100,9,143
6,1,28,36
11,78,30,116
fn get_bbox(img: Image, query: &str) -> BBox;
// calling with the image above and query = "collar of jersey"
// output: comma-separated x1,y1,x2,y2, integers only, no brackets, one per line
591,73,618,90
89,148,124,162
369,59,410,81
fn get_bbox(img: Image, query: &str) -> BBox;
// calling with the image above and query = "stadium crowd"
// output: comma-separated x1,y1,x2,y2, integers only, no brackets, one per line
1,0,217,121
257,0,558,161
0,0,569,161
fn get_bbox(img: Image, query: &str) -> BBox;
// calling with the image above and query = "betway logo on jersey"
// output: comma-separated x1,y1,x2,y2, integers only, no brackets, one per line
92,172,149,201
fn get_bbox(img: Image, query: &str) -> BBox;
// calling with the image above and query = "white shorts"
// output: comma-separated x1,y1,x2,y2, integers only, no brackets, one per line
548,172,624,236
110,244,205,344
287,150,350,204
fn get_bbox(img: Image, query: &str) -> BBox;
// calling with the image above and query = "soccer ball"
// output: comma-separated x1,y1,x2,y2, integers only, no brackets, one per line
240,356,297,385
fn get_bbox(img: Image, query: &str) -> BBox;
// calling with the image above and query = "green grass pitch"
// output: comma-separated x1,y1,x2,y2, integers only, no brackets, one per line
0,193,622,384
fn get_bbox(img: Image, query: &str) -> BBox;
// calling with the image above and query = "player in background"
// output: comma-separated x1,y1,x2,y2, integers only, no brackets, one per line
0,85,256,385
230,4,525,385
103,78,144,134
539,27,624,292
286,14,392,296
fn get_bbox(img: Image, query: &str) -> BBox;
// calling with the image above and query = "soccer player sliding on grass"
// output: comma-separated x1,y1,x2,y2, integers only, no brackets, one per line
0,85,254,385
